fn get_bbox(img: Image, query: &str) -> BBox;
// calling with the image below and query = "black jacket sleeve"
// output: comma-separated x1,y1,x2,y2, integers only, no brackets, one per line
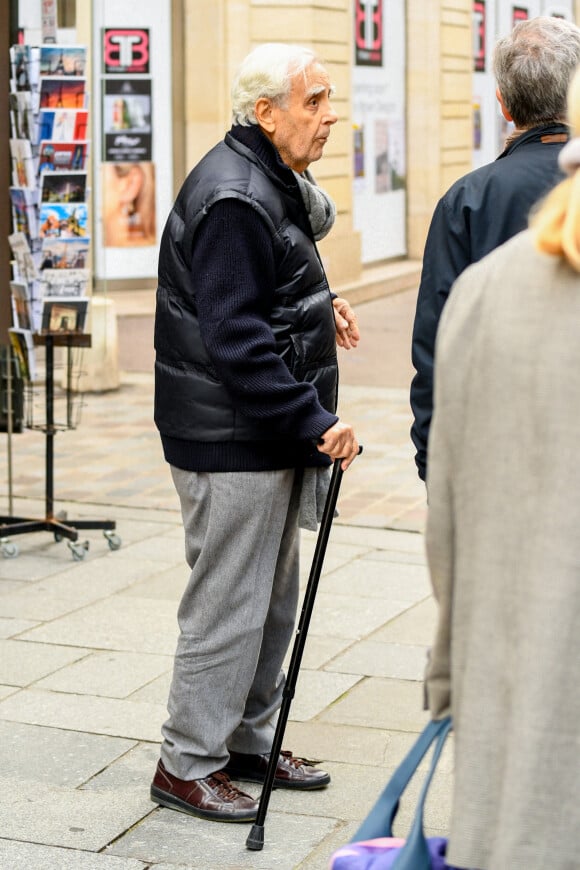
410,193,471,480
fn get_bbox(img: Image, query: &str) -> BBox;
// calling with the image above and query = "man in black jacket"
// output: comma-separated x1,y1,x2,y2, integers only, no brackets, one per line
151,43,360,823
410,16,580,482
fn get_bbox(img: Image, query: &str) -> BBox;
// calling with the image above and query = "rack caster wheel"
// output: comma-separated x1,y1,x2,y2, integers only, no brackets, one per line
1,540,19,559
68,540,89,561
104,530,122,551
54,511,68,542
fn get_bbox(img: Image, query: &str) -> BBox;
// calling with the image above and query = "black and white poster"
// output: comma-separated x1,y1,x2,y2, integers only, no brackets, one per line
102,78,152,161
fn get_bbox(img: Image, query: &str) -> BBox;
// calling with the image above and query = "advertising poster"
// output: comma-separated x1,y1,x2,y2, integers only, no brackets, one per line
41,0,57,44
512,7,529,25
102,28,150,74
354,0,383,66
352,0,406,262
473,1,486,72
101,161,156,247
102,78,152,161
472,0,495,169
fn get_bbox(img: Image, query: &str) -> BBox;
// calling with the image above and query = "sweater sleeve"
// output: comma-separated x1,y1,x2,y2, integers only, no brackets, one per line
191,197,338,440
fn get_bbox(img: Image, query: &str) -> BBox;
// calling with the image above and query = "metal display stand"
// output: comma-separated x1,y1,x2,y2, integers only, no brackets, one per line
0,332,121,560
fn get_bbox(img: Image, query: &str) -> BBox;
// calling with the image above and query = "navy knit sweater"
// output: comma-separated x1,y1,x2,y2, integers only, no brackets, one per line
160,124,339,473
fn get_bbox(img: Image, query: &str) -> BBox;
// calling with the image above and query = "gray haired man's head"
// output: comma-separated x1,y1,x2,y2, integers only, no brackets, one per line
493,16,580,128
231,43,322,126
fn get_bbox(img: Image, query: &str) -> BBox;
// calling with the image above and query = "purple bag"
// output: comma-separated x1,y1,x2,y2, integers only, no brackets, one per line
330,718,452,870
330,836,448,870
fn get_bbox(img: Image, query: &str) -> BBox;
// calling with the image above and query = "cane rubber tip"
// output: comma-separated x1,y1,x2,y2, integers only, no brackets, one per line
246,824,264,851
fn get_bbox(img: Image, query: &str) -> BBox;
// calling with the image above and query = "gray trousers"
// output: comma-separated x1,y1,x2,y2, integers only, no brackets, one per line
161,466,300,780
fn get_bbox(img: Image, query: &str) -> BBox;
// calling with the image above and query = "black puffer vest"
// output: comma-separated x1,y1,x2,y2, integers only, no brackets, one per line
154,132,338,443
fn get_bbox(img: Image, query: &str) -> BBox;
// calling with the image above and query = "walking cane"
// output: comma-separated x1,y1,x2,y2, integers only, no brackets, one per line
246,448,361,851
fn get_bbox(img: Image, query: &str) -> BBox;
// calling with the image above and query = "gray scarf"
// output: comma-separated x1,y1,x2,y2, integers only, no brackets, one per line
292,170,337,528
293,169,336,240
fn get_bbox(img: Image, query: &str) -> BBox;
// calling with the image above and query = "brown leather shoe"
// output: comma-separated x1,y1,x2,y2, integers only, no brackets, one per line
223,750,331,790
150,759,258,822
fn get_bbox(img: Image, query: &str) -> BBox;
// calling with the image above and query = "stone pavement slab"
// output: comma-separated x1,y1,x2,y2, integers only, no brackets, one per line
0,688,166,741
104,807,338,869
35,650,173,698
0,637,87,685
0,555,178,619
0,841,148,870
0,775,153,850
320,676,430,733
0,721,136,786
371,597,438,645
18,596,179,653
326,639,430,680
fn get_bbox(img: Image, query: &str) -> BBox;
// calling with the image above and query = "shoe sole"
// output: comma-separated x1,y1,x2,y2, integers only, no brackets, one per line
223,771,331,790
150,785,257,822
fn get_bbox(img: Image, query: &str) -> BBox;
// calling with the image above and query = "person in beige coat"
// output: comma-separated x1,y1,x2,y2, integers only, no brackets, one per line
425,66,580,870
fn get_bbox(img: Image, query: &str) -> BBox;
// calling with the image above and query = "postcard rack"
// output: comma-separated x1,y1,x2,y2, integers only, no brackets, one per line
0,333,121,560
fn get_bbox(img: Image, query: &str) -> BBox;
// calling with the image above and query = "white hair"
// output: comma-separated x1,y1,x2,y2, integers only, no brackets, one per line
231,43,321,126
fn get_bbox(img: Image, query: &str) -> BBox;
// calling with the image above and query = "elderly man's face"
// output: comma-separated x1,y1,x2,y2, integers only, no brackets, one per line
265,62,338,174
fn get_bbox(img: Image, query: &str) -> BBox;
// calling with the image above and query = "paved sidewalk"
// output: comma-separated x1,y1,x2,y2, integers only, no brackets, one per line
0,291,451,870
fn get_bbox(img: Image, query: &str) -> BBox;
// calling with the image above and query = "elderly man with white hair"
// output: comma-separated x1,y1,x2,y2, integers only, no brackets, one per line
151,43,360,822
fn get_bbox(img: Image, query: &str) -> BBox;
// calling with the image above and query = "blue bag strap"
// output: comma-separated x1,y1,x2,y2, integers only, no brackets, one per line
391,716,452,869
350,717,452,844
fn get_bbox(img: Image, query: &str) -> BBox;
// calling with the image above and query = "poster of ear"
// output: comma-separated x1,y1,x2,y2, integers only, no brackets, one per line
101,162,156,247
352,0,406,263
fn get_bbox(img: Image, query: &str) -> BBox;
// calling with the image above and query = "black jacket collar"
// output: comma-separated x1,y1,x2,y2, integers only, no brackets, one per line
226,124,312,239
228,123,298,190
498,122,569,160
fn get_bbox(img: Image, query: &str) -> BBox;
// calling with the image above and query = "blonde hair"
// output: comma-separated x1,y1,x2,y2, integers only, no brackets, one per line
532,65,580,271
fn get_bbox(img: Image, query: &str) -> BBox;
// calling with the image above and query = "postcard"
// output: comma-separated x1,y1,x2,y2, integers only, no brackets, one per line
39,268,89,298
40,237,90,270
10,187,39,242
10,44,40,91
39,77,86,110
36,108,89,143
40,171,87,204
9,90,34,140
10,281,33,331
38,140,89,173
8,231,39,282
41,296,89,334
9,138,36,187
39,45,87,78
39,202,88,239
9,327,37,382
